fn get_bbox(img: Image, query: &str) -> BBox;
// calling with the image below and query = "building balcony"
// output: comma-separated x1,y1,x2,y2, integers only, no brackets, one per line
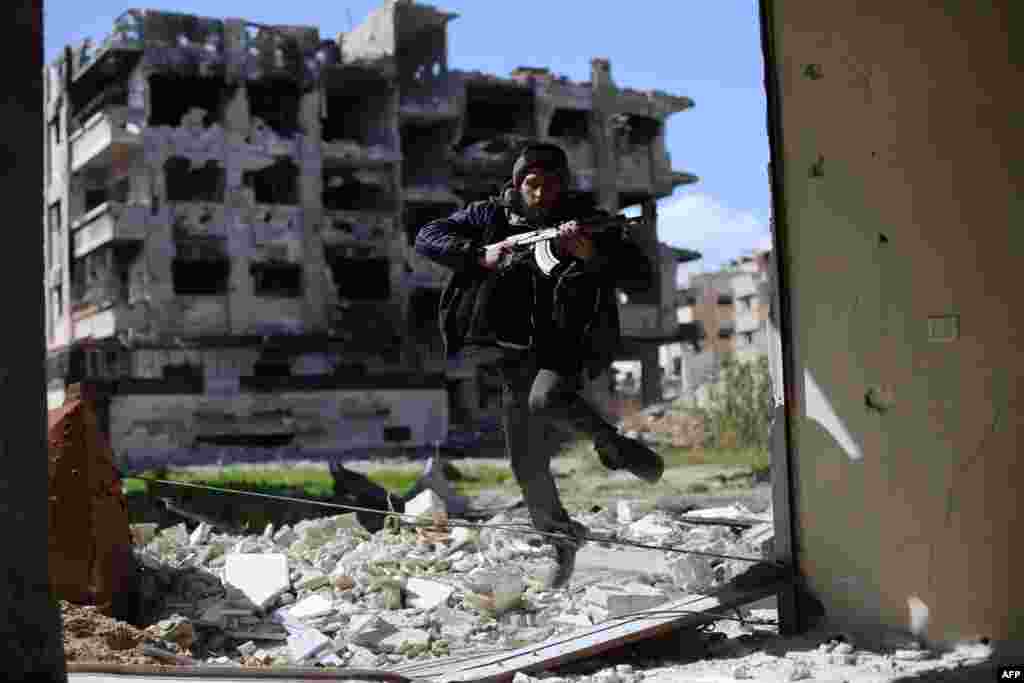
402,184,461,205
71,201,148,258
399,93,460,122
68,106,143,174
321,140,402,167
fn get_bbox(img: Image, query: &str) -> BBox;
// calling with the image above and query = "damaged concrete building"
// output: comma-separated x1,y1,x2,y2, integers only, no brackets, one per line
43,1,698,470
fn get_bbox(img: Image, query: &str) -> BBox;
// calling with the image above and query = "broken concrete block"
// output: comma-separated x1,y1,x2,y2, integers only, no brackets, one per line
405,577,454,610
743,523,775,557
288,593,336,621
404,489,446,518
667,555,715,593
378,628,430,654
225,625,288,641
347,614,399,648
553,613,592,628
162,523,189,546
452,557,477,572
584,583,669,618
294,570,329,592
627,514,676,540
189,522,211,547
448,526,475,553
287,628,332,662
236,640,257,657
893,649,931,661
617,500,636,524
224,554,291,610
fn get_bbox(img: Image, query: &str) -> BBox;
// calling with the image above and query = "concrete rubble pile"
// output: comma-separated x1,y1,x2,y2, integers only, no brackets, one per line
129,493,777,670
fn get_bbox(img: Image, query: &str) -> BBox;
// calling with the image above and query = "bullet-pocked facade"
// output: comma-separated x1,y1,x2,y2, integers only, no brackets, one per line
43,1,697,467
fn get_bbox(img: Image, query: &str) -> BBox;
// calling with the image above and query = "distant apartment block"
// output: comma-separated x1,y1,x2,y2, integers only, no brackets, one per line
658,250,773,398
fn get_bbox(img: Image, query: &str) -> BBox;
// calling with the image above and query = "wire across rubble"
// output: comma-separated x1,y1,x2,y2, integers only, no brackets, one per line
127,475,786,568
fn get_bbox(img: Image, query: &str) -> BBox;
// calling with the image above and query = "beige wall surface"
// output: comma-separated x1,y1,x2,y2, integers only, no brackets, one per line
770,0,1022,645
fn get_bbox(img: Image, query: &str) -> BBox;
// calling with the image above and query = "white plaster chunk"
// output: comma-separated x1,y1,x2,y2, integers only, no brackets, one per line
617,500,636,524
224,554,291,610
584,583,669,618
294,570,330,592
405,489,446,518
627,513,676,540
377,628,430,654
347,613,399,648
288,593,336,621
287,628,332,662
189,522,211,547
405,578,454,611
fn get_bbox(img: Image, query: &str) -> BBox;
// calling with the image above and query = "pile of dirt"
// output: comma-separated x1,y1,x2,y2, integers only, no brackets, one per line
61,600,172,666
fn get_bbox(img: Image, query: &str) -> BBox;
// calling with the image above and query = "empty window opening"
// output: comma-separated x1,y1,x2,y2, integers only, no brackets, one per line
196,433,296,447
548,109,590,140
322,170,394,212
250,261,303,298
404,202,457,247
252,357,292,377
322,90,394,147
246,79,301,137
70,82,129,133
172,239,230,295
397,25,447,93
66,49,140,134
148,74,227,128
461,85,535,145
70,247,123,310
243,158,299,205
163,362,202,380
324,249,390,300
613,114,661,147
401,123,454,187
165,157,226,202
48,202,63,269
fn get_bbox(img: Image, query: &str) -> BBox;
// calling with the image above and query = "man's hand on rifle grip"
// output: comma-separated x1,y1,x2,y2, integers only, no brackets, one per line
478,238,515,270
557,220,596,261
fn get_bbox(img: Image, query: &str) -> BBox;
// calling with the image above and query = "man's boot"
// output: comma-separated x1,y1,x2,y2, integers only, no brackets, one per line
546,519,588,590
594,432,665,484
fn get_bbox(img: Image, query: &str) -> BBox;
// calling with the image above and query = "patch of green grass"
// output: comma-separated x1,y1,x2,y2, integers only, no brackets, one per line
554,438,769,473
686,482,711,493
126,466,337,499
454,463,515,495
364,469,420,496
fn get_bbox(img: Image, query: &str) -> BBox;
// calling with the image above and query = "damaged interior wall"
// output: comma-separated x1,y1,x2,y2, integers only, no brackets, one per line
768,0,1021,646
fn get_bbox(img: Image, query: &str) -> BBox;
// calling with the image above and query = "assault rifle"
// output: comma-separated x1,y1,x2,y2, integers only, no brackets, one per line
480,214,646,276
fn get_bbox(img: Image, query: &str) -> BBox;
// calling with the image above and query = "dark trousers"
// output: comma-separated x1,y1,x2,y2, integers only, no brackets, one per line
457,346,617,534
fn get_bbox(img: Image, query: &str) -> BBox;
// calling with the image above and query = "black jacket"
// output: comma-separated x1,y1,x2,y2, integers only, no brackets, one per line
415,190,654,379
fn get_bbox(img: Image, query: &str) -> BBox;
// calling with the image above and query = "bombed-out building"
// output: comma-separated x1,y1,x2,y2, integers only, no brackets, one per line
43,0,697,469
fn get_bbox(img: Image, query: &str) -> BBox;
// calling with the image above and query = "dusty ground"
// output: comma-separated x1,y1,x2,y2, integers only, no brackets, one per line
61,601,167,666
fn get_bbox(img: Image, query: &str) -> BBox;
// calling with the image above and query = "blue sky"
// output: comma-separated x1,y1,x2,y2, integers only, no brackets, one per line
46,1,772,275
